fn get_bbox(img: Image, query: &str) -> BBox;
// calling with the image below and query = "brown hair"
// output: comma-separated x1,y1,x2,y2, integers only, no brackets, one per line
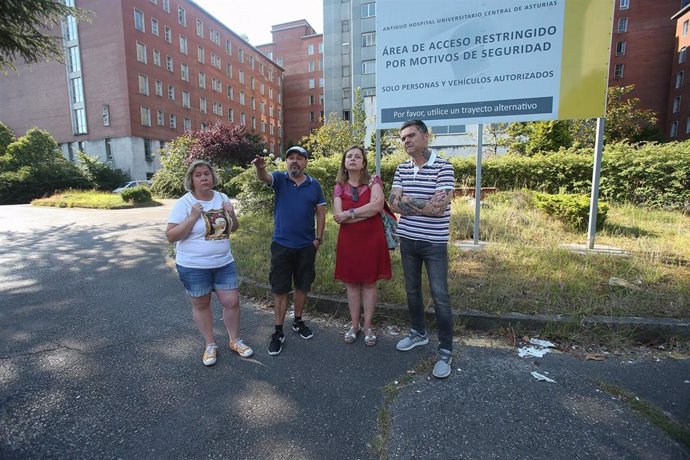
335,145,371,185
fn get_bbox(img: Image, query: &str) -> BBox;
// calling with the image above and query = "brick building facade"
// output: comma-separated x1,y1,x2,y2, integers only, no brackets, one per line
257,21,324,147
0,0,283,179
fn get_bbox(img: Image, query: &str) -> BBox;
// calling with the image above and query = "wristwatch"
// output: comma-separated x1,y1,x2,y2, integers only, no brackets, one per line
349,208,355,218
315,237,323,242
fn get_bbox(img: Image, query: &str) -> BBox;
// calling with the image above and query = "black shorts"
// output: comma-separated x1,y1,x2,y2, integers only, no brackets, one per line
269,241,316,294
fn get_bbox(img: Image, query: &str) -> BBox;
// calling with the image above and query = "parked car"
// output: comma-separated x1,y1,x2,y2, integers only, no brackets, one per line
112,180,151,193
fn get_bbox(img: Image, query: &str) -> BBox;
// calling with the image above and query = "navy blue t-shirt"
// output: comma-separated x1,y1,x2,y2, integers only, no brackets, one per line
270,171,326,248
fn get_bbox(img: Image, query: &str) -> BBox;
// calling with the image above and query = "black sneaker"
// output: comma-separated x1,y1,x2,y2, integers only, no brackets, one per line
292,320,313,339
268,331,285,355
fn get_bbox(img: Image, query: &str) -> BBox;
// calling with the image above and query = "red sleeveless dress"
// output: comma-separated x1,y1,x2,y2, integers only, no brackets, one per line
334,176,392,284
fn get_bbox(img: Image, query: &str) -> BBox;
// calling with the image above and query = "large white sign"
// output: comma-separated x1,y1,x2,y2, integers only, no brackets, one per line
376,0,613,128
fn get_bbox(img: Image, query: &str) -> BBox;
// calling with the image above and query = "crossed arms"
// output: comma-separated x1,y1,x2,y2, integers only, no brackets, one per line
388,187,453,216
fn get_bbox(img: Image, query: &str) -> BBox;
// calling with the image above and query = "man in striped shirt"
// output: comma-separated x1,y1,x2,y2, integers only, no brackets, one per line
389,119,456,379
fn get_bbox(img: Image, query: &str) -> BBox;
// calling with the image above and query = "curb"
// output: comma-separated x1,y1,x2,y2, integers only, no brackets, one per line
240,278,690,341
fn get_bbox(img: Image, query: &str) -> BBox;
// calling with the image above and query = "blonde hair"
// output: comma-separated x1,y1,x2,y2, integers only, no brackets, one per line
184,160,220,191
335,145,371,185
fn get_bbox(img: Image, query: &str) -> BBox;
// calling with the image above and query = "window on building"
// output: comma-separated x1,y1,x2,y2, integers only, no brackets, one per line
671,120,678,137
362,32,376,47
210,28,220,45
196,18,204,37
184,117,192,131
177,6,186,26
199,72,206,88
239,70,245,84
144,139,153,161
168,84,175,100
251,76,256,90
157,110,164,126
155,80,163,96
70,77,83,103
228,108,234,122
362,87,376,97
673,96,681,113
134,9,145,32
616,40,625,55
141,106,151,126
261,121,266,132
308,44,315,55
227,85,234,100
199,97,207,113
182,90,190,108
260,82,265,95
319,77,324,87
686,117,690,134
276,57,283,66
151,18,158,36
619,0,629,9
260,101,265,113
614,63,624,78
677,71,684,89
179,35,188,54
239,48,244,63
342,42,350,55
361,2,376,18
309,112,315,123
164,26,172,42
180,63,189,81
225,39,233,55
309,60,315,72
309,95,315,106
136,42,147,63
342,110,350,121
211,53,221,68
618,17,628,33
342,65,351,77
138,74,149,95
64,15,77,41
169,114,177,129
67,46,81,72
343,88,351,100
162,0,169,13
319,59,323,70
362,60,375,74
166,55,173,71
105,138,112,161
309,78,315,89
680,47,687,64
252,117,257,130
226,63,233,78
684,20,689,37
251,96,256,110
240,112,246,126
153,49,161,66
249,55,255,70
197,45,205,63
319,43,324,54
342,20,350,32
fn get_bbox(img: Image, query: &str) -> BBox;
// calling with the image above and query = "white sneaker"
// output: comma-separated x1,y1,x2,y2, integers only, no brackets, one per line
202,343,218,366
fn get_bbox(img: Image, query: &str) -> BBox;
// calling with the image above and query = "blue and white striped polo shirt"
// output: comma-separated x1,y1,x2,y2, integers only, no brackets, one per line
392,152,455,243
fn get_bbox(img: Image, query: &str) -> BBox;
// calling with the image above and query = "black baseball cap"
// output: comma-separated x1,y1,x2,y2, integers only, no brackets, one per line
285,146,310,159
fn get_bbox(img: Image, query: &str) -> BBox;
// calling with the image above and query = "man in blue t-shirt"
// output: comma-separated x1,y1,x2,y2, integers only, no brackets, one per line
252,146,326,356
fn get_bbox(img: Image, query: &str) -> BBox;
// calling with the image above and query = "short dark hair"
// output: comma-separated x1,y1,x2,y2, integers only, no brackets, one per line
400,119,428,134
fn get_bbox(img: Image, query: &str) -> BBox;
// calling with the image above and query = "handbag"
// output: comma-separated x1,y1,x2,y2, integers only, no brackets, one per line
381,201,399,250
369,175,398,250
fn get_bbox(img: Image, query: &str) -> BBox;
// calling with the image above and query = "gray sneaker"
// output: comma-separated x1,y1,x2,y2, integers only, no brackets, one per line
395,329,429,351
432,349,453,379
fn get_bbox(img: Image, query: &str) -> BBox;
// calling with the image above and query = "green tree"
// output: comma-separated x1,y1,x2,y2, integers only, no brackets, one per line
0,122,16,156
188,120,265,167
352,87,367,145
77,151,129,191
570,85,661,146
0,0,90,73
368,127,400,156
300,113,360,158
507,120,573,155
0,127,86,204
150,134,193,198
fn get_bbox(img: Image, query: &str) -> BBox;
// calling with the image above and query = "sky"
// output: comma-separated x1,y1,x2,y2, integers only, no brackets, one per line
192,0,324,46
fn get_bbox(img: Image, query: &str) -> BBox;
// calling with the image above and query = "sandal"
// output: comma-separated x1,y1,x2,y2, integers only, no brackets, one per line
364,328,377,347
343,326,360,343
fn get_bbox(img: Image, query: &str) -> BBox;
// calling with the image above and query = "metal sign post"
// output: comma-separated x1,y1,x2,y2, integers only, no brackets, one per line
474,124,483,246
587,117,606,249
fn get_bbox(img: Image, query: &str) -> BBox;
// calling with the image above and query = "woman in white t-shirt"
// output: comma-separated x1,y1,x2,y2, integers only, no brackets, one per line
166,160,253,366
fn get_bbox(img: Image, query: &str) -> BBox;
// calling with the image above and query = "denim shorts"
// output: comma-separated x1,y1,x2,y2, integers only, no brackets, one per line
176,262,239,297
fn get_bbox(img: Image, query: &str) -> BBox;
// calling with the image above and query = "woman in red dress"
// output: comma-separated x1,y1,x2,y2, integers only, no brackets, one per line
333,145,392,346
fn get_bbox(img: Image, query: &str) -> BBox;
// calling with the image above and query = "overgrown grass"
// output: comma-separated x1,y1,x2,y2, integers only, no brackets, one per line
31,189,161,209
231,191,689,319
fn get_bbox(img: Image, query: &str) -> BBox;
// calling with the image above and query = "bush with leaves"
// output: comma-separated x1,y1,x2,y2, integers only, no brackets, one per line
0,122,15,156
0,127,87,204
189,120,265,167
120,185,152,203
534,192,608,231
150,135,192,198
77,151,129,191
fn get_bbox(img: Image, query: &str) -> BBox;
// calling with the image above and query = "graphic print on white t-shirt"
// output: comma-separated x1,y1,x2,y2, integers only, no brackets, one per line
203,209,230,240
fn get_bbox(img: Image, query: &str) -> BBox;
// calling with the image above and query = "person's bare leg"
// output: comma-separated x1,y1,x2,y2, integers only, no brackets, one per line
274,292,289,326
346,283,362,329
191,294,214,345
216,289,240,341
362,283,377,331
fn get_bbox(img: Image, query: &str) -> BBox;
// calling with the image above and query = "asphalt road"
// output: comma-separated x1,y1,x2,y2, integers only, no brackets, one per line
1,202,688,459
